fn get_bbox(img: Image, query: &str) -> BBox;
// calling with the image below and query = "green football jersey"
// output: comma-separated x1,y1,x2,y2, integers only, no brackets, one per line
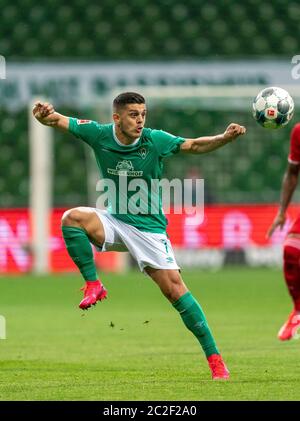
69,118,185,233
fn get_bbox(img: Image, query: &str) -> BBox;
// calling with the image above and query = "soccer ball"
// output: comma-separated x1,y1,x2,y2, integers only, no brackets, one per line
252,86,294,129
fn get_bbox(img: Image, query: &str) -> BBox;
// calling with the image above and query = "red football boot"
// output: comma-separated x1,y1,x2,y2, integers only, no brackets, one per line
79,280,107,310
207,354,230,380
278,310,300,341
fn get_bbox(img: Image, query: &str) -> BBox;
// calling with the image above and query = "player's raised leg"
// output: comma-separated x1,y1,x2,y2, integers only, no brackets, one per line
278,236,300,340
61,207,107,309
145,267,229,380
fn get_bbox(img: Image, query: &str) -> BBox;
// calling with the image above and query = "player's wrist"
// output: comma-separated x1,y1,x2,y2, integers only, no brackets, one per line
222,133,234,143
217,133,228,143
278,209,286,218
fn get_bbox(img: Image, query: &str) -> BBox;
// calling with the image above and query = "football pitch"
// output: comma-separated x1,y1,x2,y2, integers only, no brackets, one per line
0,267,299,401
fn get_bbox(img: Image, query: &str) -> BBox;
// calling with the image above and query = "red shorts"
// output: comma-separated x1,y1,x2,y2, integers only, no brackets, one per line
288,214,300,235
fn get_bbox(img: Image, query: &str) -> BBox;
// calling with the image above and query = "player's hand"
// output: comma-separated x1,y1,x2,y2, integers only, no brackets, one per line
266,212,286,238
32,102,55,123
223,123,246,141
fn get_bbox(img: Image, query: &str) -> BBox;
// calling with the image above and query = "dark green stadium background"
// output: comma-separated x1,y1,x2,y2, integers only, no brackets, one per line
1,1,298,59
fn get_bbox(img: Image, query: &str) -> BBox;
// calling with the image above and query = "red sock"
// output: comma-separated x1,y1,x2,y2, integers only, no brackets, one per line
283,242,300,311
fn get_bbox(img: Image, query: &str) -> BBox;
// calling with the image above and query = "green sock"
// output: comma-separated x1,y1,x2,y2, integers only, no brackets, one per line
172,291,219,357
62,226,98,281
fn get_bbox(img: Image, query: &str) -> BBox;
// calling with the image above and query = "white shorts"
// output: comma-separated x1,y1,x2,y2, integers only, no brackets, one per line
92,208,180,274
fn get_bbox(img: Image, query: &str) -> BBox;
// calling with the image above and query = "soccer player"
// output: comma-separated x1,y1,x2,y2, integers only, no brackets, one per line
33,92,246,380
267,123,300,341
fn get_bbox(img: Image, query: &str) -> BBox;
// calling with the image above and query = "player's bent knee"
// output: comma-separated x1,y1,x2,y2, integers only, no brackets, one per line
61,208,86,227
163,276,186,302
167,272,184,287
165,286,185,303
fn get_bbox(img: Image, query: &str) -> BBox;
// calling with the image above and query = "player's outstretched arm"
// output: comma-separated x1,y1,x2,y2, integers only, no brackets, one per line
267,162,300,238
32,102,69,131
180,123,246,154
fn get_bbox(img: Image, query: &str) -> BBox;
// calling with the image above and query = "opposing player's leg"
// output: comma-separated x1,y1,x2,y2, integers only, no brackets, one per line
278,235,300,340
61,207,107,309
145,267,229,380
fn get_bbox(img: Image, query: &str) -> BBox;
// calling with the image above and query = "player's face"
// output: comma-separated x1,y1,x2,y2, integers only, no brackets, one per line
113,104,147,141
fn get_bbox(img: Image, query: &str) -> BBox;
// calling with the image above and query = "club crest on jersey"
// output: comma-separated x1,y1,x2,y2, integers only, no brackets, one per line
107,160,143,176
138,147,148,159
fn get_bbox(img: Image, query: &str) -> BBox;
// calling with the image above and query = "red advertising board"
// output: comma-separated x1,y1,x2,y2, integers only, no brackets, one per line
168,204,298,248
0,205,299,273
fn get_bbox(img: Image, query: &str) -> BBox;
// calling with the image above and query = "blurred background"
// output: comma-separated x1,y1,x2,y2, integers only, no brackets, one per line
1,0,300,274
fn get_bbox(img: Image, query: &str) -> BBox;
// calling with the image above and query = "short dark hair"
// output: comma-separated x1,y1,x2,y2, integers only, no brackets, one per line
113,92,145,110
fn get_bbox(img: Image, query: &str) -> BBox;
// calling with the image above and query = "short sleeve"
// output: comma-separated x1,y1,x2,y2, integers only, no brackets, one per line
69,118,103,147
151,129,185,158
288,123,300,164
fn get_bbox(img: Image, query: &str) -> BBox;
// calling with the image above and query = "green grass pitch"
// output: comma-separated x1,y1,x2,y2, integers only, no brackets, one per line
0,267,299,401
